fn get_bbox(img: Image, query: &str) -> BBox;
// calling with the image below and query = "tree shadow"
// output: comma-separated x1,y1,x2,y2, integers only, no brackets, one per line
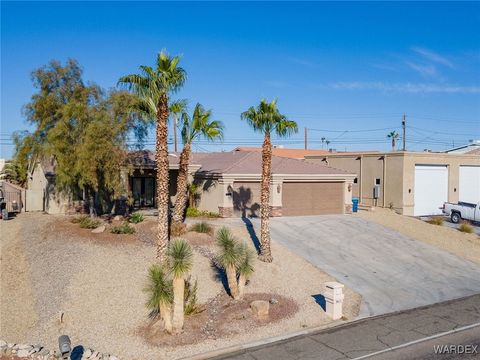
311,294,326,311
242,217,261,254
70,345,84,360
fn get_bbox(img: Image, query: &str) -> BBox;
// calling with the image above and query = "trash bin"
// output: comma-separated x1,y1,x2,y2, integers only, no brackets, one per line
352,197,359,213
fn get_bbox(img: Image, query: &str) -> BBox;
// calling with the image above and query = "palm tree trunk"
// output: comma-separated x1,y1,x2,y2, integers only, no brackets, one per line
172,276,185,334
172,143,191,224
226,264,239,299
159,302,173,334
259,133,273,262
156,93,170,260
237,273,246,299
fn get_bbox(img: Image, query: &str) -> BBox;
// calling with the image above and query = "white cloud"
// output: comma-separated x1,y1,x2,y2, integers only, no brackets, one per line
329,81,480,94
405,61,438,77
412,47,455,69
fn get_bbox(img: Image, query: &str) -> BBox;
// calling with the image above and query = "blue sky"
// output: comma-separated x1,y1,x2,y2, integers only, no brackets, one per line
1,1,480,158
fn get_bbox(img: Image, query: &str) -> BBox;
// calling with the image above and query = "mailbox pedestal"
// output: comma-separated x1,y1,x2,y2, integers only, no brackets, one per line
324,282,344,320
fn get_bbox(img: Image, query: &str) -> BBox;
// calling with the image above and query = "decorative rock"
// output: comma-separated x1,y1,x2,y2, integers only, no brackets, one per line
250,300,270,318
113,215,122,221
269,298,279,305
18,344,32,350
83,348,92,358
0,340,6,347
109,356,119,360
17,349,31,357
91,225,106,233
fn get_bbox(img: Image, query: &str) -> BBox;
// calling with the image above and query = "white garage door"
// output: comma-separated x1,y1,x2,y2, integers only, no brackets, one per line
459,166,480,204
414,165,448,216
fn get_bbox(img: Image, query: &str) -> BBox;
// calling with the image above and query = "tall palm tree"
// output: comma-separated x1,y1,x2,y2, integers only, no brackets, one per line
168,238,193,334
172,103,223,225
144,263,173,333
387,131,399,151
119,51,186,260
170,99,188,153
241,99,298,262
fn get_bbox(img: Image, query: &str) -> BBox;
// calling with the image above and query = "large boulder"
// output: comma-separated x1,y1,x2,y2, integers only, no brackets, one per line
250,300,270,318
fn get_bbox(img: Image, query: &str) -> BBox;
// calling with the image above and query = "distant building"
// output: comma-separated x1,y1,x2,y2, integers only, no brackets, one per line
444,140,480,155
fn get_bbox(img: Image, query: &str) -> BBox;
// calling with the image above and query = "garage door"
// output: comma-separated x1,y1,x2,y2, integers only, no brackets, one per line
282,182,344,216
414,165,448,216
232,182,261,217
459,166,480,203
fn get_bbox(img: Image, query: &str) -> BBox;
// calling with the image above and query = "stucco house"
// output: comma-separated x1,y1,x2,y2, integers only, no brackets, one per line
305,150,480,216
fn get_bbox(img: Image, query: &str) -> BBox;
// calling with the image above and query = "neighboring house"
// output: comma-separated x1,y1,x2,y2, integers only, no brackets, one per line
444,140,480,155
234,146,331,159
305,151,480,216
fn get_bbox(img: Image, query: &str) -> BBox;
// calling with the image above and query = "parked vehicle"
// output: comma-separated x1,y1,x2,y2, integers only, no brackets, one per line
443,202,480,223
0,189,8,220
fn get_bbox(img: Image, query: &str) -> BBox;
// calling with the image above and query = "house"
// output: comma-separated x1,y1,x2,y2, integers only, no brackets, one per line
234,146,331,159
305,151,480,216
444,140,480,155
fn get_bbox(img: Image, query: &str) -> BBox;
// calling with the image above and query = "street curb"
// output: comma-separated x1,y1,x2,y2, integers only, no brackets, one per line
178,294,480,360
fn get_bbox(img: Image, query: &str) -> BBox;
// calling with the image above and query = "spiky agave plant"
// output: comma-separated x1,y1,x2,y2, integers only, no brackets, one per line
216,227,243,299
144,263,173,333
237,243,255,299
168,238,193,334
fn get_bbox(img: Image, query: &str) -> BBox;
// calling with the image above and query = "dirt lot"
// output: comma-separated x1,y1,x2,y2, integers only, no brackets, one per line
358,208,480,265
0,214,360,360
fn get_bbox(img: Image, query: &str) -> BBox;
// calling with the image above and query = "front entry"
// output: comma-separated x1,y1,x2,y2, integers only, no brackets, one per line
131,177,155,208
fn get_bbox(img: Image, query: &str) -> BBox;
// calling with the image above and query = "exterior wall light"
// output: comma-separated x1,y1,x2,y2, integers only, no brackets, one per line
277,184,281,193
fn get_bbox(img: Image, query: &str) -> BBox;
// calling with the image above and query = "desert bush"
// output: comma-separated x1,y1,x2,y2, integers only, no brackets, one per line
190,221,214,235
111,222,136,234
216,226,255,300
428,217,444,226
78,216,101,229
186,207,220,218
71,215,87,224
171,222,187,237
129,212,144,224
458,223,474,234
184,276,204,315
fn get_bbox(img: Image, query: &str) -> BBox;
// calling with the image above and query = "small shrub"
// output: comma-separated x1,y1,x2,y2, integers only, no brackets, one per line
428,217,444,226
171,222,187,237
128,212,144,224
71,215,86,224
111,222,136,234
186,207,220,218
79,216,101,229
184,276,204,315
458,223,474,234
190,221,214,235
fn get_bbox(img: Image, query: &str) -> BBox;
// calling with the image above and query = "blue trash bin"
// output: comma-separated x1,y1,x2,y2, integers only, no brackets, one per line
352,197,359,213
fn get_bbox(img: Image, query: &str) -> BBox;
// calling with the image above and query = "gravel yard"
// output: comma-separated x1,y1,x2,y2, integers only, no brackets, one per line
357,208,480,265
0,214,360,360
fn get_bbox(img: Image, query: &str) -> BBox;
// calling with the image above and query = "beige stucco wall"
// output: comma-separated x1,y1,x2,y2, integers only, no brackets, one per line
306,152,480,215
194,177,223,213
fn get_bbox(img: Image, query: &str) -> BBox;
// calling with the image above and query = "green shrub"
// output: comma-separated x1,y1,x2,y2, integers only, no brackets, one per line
71,215,86,224
458,223,474,234
190,221,214,235
111,222,136,234
128,213,144,224
79,216,101,229
171,222,187,237
186,207,220,218
184,276,204,315
428,217,444,226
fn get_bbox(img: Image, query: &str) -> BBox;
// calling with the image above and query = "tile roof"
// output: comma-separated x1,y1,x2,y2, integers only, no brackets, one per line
234,146,331,159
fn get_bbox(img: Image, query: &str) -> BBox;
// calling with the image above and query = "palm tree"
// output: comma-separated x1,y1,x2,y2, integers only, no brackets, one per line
216,227,242,299
170,99,188,153
144,263,173,333
321,137,326,149
168,238,193,334
241,99,298,262
119,51,186,260
172,103,223,225
325,140,330,149
387,131,399,151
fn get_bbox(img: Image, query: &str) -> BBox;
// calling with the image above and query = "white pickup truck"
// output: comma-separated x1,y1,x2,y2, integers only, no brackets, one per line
443,202,480,223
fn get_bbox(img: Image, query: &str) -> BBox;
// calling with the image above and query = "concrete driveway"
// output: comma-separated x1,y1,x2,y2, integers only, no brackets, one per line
250,215,480,317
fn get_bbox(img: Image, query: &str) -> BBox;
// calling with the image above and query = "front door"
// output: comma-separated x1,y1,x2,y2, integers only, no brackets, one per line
132,177,155,208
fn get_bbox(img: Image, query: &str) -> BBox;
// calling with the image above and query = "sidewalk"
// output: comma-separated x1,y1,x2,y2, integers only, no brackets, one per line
214,294,480,360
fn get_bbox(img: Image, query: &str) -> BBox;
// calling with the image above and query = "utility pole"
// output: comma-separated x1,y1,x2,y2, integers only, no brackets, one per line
304,127,308,150
402,114,406,151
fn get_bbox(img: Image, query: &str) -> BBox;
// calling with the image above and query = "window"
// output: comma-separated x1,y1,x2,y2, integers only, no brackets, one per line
353,178,358,184
375,178,381,185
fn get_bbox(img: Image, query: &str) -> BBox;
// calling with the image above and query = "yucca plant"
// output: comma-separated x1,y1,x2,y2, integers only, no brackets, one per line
144,264,173,333
128,212,144,224
168,238,193,334
216,227,255,300
190,221,214,235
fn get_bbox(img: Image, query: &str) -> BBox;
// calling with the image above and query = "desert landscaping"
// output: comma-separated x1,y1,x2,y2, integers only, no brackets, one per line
0,213,360,359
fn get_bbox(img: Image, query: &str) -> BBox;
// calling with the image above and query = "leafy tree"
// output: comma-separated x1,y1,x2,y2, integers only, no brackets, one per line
387,131,399,151
172,103,223,225
119,51,187,260
241,99,297,262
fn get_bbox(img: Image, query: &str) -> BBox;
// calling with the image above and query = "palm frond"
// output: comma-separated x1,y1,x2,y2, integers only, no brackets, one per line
237,243,255,276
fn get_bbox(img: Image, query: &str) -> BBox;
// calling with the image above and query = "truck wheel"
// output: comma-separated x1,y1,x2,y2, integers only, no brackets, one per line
1,209,8,221
451,212,461,224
